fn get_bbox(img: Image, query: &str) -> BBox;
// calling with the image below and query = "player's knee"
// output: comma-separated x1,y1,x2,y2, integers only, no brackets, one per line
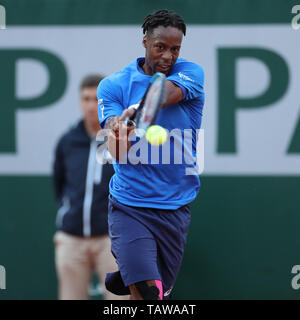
105,271,130,295
135,279,163,300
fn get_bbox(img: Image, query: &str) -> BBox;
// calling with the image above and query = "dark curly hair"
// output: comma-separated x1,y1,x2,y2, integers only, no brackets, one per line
142,9,186,36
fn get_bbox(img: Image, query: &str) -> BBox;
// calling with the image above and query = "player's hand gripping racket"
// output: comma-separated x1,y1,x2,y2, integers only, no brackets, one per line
127,72,166,137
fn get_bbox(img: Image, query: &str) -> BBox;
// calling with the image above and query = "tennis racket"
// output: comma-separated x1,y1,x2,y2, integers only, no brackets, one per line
127,72,166,137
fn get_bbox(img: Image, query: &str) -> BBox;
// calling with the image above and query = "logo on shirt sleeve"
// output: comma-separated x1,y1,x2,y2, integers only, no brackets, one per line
178,72,194,82
98,98,105,118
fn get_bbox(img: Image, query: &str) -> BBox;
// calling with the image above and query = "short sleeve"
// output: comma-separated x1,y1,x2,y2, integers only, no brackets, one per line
97,77,124,129
167,61,204,101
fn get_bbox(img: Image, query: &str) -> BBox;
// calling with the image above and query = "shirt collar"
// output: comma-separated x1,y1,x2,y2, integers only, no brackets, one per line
136,57,151,76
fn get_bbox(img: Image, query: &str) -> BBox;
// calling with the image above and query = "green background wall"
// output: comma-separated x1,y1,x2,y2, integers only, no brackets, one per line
1,0,300,299
1,176,300,299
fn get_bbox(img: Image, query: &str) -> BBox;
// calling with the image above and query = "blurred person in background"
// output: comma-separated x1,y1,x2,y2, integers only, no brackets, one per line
52,74,128,300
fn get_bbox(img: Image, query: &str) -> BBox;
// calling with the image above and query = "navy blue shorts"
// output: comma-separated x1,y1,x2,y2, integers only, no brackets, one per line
108,194,191,299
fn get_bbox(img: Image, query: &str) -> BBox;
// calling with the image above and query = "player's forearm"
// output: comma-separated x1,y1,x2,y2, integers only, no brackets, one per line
161,80,184,108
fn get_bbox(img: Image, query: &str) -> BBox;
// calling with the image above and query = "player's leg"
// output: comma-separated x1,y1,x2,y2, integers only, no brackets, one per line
129,279,163,300
105,273,162,300
91,234,129,300
110,201,191,300
154,203,191,300
54,231,92,300
107,196,163,299
115,235,162,300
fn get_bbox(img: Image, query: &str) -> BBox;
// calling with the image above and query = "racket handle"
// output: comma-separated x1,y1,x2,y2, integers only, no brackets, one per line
126,119,136,127
126,109,137,126
129,108,137,121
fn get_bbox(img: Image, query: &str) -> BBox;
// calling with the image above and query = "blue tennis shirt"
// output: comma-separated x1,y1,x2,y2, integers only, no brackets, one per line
97,57,205,209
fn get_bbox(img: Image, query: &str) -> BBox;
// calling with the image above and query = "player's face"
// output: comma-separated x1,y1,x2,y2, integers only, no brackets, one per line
143,26,183,75
80,86,99,126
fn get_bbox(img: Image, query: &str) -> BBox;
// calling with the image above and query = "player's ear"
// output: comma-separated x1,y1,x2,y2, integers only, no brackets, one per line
142,36,147,49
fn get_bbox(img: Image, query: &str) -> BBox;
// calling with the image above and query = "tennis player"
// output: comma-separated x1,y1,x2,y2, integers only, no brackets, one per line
97,9,205,300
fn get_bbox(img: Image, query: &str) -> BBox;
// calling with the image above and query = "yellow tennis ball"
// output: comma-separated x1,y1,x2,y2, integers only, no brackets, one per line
146,125,168,146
